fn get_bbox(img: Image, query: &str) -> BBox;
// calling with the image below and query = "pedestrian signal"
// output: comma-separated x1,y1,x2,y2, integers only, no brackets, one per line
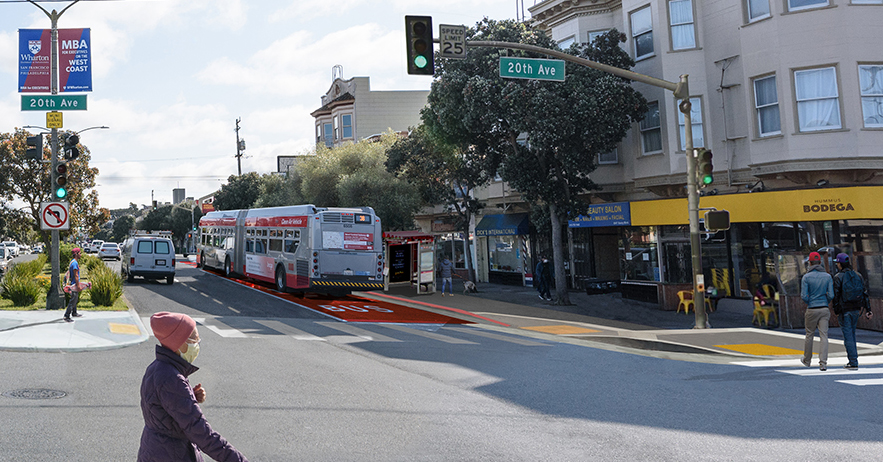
26,135,43,161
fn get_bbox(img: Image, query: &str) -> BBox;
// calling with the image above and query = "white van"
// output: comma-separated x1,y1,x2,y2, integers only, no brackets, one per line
2,241,19,257
120,234,176,284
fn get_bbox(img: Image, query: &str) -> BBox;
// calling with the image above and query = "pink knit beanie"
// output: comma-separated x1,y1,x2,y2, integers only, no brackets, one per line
150,312,196,351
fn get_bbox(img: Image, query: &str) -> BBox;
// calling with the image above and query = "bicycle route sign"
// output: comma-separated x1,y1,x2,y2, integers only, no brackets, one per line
41,202,70,230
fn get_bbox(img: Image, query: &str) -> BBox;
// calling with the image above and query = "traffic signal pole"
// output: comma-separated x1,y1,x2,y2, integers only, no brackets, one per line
28,0,81,310
461,39,708,328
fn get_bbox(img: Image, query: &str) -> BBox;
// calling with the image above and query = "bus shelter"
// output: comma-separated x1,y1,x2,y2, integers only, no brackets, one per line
383,231,436,294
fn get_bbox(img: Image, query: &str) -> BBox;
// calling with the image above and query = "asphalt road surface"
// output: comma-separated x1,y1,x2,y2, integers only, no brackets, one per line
1,260,882,461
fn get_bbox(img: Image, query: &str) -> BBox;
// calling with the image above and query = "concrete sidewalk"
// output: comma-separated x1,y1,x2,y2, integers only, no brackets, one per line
0,308,148,352
360,279,883,362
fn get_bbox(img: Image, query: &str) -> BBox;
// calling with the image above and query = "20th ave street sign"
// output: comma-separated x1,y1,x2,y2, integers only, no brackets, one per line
499,57,565,82
21,94,87,111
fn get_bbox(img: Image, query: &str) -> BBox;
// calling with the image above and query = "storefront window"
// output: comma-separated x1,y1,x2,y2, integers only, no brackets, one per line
841,219,883,297
488,235,520,272
436,233,470,269
620,227,659,281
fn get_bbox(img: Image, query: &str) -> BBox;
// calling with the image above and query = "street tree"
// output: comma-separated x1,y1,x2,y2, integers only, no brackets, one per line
111,215,136,242
387,125,492,282
254,172,303,208
0,128,105,248
296,132,423,231
213,172,263,211
425,22,647,304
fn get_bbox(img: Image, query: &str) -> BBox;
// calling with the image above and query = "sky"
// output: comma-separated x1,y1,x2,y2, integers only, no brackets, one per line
0,0,526,210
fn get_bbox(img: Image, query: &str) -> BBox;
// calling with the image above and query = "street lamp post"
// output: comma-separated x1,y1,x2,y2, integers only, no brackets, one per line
27,0,81,310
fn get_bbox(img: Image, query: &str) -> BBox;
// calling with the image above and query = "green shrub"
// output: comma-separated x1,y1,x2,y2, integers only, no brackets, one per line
88,264,123,307
7,254,48,279
82,254,103,272
1,272,43,306
60,244,76,270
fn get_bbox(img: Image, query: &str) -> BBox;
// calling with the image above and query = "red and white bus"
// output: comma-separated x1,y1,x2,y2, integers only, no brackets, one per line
197,205,384,294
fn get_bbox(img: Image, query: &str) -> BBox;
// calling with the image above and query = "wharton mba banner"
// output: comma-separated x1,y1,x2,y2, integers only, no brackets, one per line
19,29,92,93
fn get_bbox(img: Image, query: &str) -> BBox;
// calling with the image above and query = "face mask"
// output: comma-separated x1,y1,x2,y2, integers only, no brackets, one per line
180,342,200,363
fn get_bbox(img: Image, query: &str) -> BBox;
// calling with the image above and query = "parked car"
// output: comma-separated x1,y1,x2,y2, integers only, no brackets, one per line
87,240,104,254
98,242,121,260
2,241,19,257
0,247,9,274
33,244,44,254
120,235,176,284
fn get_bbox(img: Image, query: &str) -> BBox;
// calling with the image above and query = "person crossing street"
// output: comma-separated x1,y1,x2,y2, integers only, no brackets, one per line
800,251,834,371
833,253,873,370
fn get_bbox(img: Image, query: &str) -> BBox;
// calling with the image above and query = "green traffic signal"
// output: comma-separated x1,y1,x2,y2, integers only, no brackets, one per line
696,149,714,187
55,162,68,199
405,16,434,76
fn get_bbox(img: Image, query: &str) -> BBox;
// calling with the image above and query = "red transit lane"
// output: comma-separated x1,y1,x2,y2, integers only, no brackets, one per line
199,267,471,324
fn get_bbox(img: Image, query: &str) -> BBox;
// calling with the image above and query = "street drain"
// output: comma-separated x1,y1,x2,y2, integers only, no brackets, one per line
2,389,67,400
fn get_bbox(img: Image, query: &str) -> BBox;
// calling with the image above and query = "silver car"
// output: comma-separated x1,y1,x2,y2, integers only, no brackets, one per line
98,242,121,260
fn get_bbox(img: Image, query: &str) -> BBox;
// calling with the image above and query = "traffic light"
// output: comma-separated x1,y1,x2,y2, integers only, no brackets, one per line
26,135,43,161
696,148,713,186
55,161,68,199
704,210,731,232
405,16,434,75
63,133,80,161
152,200,157,210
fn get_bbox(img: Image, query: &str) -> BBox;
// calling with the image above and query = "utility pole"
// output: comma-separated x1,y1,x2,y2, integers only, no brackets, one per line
234,118,244,176
28,0,81,310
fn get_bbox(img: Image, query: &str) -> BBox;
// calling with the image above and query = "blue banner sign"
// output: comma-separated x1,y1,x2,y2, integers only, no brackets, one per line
569,202,631,228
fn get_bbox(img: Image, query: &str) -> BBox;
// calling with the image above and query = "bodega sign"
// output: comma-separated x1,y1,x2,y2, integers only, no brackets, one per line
19,28,92,93
804,199,855,214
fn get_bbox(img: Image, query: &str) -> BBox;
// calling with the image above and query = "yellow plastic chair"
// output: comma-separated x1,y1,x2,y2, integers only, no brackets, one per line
677,290,694,314
752,296,778,327
677,291,713,314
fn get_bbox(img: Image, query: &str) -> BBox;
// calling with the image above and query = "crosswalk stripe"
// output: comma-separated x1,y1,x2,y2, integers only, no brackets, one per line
836,378,883,386
253,320,325,341
382,325,478,344
443,326,549,346
316,322,401,342
192,317,248,338
777,367,883,377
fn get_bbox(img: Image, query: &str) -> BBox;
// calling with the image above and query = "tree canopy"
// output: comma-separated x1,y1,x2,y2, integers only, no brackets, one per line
423,20,648,303
0,128,107,246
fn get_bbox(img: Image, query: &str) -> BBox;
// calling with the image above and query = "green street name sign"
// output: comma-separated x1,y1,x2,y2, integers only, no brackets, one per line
21,95,88,111
499,57,565,82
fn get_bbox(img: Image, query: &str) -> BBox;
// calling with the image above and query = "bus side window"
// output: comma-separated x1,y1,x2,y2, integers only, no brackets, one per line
255,239,267,254
269,239,283,252
284,239,299,254
246,239,254,253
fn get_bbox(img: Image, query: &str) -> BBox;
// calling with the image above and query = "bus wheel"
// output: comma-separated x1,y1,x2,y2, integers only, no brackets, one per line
225,257,233,277
275,266,287,293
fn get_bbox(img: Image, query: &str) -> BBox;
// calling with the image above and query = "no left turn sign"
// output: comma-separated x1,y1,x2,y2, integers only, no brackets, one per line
41,202,70,230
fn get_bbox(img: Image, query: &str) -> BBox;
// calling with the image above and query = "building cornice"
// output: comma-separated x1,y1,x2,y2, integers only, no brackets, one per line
529,0,622,32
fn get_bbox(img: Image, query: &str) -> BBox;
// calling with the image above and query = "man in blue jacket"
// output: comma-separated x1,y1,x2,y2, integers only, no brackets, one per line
800,252,834,371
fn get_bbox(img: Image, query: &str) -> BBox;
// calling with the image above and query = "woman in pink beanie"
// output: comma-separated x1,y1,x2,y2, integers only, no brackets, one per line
138,312,248,462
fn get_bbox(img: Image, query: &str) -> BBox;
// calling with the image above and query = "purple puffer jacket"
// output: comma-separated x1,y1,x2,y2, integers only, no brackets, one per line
138,345,248,462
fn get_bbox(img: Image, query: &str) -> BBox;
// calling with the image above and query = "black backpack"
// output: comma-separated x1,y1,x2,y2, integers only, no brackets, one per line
840,270,865,306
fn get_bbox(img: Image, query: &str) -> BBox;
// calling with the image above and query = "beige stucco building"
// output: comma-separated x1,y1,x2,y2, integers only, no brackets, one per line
311,75,429,148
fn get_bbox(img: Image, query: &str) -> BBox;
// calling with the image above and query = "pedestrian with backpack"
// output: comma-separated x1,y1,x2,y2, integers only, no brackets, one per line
800,251,834,371
833,253,873,370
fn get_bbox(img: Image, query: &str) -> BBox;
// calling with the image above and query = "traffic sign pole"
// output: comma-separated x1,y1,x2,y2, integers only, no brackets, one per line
26,0,82,310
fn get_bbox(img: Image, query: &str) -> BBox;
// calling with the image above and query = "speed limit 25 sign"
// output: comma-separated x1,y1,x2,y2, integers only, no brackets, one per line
439,24,466,59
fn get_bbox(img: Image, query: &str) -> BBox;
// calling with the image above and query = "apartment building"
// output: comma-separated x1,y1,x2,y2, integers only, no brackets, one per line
311,75,429,148
432,0,883,321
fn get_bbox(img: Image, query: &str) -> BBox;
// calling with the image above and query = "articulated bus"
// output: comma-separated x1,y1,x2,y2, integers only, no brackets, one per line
197,205,384,294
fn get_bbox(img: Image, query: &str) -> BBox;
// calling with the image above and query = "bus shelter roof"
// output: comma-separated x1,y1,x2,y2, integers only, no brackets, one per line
382,231,435,245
